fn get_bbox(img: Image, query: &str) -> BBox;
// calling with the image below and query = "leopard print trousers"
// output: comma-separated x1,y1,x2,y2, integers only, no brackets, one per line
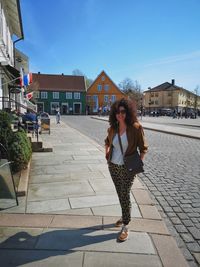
108,162,135,225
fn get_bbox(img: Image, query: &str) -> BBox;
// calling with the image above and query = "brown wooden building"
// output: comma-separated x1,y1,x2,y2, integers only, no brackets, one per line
86,71,126,114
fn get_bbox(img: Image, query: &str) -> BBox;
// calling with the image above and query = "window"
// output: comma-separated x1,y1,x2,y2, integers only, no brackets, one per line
101,76,105,81
168,92,172,96
155,92,158,97
104,95,109,102
104,84,109,91
74,92,80,99
97,84,102,91
41,91,48,99
111,95,116,102
150,92,154,97
34,91,40,98
155,100,159,105
66,92,72,99
53,92,59,99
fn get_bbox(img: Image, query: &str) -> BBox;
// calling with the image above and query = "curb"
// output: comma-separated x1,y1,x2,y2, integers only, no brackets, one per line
91,116,200,140
17,159,31,197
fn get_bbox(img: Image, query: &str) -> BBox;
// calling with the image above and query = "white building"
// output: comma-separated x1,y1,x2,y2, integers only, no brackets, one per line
0,0,34,113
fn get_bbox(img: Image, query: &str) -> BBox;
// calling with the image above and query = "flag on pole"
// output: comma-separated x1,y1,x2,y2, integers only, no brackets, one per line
20,73,33,87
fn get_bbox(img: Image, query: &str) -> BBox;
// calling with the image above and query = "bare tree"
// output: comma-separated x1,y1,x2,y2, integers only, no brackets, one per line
194,85,199,113
72,69,93,89
118,78,142,108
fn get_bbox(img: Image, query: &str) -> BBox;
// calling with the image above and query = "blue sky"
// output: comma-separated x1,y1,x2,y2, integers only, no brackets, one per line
17,0,200,92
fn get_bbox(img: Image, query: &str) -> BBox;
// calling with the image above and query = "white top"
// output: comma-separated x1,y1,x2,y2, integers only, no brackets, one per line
111,132,128,165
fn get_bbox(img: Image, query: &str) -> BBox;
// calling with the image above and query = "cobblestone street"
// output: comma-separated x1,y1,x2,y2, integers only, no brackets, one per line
62,115,200,267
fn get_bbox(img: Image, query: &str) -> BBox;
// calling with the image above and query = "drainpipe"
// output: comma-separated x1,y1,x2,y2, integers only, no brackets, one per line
13,0,24,67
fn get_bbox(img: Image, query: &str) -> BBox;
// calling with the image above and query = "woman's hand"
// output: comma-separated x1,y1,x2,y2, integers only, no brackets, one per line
105,145,110,161
105,151,110,161
140,153,145,161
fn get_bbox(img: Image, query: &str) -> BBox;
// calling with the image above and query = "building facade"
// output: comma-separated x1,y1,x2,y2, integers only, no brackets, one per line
143,79,200,115
0,0,24,111
31,73,86,115
86,70,126,114
0,0,33,114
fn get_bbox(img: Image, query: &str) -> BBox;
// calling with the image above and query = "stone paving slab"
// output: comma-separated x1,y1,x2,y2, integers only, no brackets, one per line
88,178,116,192
91,203,141,218
103,217,169,235
84,252,162,267
151,234,189,267
69,194,135,209
47,208,93,216
49,215,102,229
0,250,83,267
0,214,53,228
26,198,71,213
0,227,44,249
132,189,154,205
35,228,156,254
139,204,162,220
28,181,95,201
0,197,26,213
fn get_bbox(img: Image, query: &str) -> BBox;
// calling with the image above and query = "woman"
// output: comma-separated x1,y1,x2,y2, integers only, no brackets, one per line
105,98,148,242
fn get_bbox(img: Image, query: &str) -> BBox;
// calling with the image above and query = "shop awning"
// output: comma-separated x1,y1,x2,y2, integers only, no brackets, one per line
2,64,21,85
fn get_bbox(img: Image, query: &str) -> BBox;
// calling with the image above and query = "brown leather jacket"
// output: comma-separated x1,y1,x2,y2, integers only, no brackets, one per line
105,122,148,160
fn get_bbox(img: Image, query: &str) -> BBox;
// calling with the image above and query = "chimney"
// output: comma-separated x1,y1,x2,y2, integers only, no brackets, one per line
171,79,175,85
38,72,40,74
61,73,64,75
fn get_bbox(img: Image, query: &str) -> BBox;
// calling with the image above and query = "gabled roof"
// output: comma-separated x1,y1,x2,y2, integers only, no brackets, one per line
31,73,86,92
144,82,184,93
87,70,125,95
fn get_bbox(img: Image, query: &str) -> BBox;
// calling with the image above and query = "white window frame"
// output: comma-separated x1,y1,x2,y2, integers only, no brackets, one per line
73,102,82,114
74,92,80,99
41,91,48,99
97,84,102,91
101,76,105,81
34,91,40,98
66,92,72,99
53,92,59,99
111,95,116,102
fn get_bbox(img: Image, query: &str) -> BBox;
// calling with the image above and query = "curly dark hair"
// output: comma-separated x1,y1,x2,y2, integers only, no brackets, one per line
109,98,138,129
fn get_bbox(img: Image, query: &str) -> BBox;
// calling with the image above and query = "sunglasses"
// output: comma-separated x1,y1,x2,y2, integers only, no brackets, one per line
116,109,126,115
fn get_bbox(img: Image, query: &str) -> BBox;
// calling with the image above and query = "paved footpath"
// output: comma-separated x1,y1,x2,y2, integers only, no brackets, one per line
0,119,189,266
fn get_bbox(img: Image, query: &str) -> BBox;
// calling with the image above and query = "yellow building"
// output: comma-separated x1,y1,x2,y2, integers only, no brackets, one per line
143,79,200,116
86,71,126,114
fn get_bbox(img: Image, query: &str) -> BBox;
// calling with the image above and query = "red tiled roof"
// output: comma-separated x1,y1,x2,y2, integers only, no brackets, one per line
31,73,86,92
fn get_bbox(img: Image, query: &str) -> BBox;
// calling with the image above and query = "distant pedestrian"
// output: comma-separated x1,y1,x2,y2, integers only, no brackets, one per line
55,106,61,124
104,98,148,242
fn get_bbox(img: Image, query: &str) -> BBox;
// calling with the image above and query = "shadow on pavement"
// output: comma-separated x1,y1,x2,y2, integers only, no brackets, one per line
0,224,118,266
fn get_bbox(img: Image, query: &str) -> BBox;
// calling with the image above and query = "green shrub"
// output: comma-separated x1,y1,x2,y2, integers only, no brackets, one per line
0,111,13,151
0,111,32,173
9,129,32,172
